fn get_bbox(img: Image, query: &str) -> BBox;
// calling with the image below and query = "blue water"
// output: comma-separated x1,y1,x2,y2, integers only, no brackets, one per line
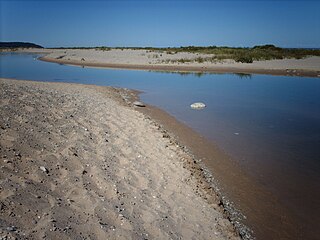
1,53,320,238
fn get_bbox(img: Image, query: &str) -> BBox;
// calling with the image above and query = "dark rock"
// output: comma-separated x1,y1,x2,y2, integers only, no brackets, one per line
133,101,146,107
6,226,17,232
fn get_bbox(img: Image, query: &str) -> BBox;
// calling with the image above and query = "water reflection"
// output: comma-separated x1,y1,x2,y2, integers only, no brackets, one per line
148,70,252,79
234,73,252,79
147,70,211,78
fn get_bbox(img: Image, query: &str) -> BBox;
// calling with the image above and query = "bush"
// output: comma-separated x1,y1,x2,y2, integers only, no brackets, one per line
253,44,281,50
195,57,204,63
97,46,110,51
235,55,253,63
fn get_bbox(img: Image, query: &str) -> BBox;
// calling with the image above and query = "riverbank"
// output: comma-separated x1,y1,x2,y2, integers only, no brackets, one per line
0,78,241,239
1,52,317,239
4,48,320,77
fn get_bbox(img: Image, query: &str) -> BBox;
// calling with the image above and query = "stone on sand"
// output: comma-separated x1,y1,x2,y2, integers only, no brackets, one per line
133,101,145,107
39,166,49,173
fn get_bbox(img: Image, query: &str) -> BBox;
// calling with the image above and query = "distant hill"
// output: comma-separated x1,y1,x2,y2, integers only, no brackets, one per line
0,42,43,49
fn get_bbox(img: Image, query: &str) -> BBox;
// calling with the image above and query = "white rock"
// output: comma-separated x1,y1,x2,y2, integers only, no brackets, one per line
40,166,48,173
190,102,206,109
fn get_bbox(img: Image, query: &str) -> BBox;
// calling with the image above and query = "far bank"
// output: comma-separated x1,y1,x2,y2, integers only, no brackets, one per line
3,47,320,77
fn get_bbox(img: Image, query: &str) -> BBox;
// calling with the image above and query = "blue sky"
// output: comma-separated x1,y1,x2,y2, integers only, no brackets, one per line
1,0,319,48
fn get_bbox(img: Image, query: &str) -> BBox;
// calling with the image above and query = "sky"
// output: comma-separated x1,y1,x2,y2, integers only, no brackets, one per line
1,0,319,48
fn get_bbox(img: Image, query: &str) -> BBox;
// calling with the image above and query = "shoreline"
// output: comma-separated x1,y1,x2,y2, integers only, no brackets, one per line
135,98,302,240
0,77,303,240
40,56,320,78
0,79,242,239
72,76,305,239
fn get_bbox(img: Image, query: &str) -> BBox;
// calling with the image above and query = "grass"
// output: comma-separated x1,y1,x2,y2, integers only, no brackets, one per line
164,56,220,64
135,45,320,63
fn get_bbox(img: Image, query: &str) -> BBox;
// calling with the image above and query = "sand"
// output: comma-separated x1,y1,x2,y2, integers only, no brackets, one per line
11,48,319,77
0,78,241,239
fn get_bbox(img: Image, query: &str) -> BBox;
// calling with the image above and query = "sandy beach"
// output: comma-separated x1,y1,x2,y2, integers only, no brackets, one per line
11,48,320,77
1,1,319,239
0,78,241,239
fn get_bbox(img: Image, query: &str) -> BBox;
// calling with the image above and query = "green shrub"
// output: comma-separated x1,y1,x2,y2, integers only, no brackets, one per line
195,57,205,63
235,54,253,63
98,46,110,51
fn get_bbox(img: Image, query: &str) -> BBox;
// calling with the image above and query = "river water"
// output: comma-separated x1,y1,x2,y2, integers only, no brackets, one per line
1,53,320,239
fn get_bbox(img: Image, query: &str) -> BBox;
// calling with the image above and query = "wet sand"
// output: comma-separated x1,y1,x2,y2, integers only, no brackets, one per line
0,78,240,239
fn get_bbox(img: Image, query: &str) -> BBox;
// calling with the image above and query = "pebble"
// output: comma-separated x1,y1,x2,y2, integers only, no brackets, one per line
39,166,49,173
6,226,16,232
133,101,146,107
